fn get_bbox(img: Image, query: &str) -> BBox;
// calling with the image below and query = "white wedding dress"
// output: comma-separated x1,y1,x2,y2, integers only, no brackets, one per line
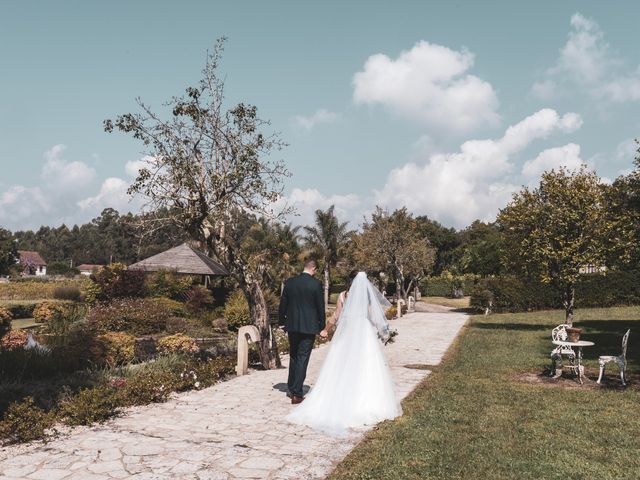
286,272,402,436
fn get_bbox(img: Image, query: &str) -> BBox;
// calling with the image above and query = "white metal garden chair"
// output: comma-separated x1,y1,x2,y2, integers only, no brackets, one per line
597,329,630,386
550,324,576,376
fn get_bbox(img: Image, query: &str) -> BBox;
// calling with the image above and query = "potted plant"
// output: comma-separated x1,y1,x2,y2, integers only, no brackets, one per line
565,327,582,343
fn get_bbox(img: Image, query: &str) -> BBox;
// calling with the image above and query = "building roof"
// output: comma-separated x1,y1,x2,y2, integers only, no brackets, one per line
128,243,229,276
77,264,105,271
18,251,47,266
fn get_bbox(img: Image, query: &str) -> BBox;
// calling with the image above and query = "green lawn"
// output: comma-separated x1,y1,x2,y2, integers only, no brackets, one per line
329,306,640,480
421,296,471,309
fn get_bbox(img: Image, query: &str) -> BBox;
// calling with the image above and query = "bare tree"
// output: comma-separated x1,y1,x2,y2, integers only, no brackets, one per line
104,39,290,368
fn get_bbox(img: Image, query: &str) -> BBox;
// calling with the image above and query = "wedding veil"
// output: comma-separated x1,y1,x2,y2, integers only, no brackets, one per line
335,272,392,342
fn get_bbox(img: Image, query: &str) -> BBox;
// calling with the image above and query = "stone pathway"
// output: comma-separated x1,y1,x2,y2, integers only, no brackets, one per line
0,311,467,480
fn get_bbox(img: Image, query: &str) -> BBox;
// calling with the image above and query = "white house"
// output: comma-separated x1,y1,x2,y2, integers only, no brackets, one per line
17,250,47,276
76,264,105,276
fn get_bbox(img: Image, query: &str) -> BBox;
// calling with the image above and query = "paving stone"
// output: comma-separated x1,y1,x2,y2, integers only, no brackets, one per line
0,312,465,480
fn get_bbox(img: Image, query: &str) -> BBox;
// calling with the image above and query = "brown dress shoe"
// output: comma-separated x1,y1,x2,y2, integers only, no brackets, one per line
291,395,305,404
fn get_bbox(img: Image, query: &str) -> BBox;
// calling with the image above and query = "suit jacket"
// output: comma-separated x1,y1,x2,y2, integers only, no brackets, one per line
278,272,326,334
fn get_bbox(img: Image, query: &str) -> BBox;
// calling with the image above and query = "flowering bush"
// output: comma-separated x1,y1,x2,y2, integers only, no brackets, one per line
0,306,12,338
0,330,28,351
157,333,199,354
93,331,136,366
80,280,102,304
33,301,66,324
118,369,176,406
87,298,173,335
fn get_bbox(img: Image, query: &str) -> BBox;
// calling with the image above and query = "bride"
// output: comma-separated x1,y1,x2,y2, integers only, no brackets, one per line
286,271,402,436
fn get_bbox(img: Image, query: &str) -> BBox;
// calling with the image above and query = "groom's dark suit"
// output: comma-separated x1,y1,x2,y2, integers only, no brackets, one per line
278,272,326,398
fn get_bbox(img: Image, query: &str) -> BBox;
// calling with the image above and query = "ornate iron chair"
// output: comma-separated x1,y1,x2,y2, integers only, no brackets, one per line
597,329,630,386
550,324,575,376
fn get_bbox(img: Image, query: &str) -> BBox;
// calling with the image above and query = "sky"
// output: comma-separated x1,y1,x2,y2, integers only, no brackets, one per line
1,1,639,231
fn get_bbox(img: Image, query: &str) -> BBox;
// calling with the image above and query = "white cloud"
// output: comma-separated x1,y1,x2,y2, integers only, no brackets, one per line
77,177,137,214
292,109,340,131
278,188,365,227
0,146,144,230
375,109,583,228
534,12,640,102
125,156,154,178
353,40,499,133
522,143,585,180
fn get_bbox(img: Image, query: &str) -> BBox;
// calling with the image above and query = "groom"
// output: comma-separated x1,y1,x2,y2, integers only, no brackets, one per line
278,258,326,404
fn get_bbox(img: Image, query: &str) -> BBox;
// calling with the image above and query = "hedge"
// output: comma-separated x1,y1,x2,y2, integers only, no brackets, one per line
470,270,640,313
420,276,478,297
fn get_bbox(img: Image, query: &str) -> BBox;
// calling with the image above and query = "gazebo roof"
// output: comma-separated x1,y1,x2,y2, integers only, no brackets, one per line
128,243,229,276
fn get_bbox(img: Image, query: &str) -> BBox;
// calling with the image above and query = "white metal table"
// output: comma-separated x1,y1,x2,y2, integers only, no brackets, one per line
552,340,595,384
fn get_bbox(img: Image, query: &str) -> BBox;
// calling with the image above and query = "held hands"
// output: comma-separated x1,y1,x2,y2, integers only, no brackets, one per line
319,329,329,338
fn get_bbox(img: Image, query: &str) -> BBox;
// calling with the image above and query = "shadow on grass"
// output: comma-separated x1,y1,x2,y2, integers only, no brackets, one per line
471,322,548,332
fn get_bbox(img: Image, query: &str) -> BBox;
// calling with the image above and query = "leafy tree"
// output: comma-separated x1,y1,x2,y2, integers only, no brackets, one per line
303,205,352,306
104,39,288,368
604,139,640,270
497,167,609,325
415,216,460,274
354,207,435,300
455,221,503,276
0,228,17,275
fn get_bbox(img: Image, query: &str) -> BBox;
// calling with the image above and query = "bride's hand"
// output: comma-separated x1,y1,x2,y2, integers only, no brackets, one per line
319,329,328,338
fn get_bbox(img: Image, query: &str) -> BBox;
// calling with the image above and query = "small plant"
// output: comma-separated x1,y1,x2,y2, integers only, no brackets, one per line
385,305,398,320
184,285,214,313
58,386,119,426
157,333,199,354
0,306,12,338
211,317,228,332
53,285,82,301
224,289,251,330
0,397,55,445
80,280,102,304
0,330,28,351
93,331,136,366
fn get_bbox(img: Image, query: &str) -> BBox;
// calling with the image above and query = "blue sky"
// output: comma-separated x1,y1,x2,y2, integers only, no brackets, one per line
1,1,639,230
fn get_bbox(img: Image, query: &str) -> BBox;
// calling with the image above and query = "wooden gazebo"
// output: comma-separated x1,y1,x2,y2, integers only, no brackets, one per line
128,243,228,285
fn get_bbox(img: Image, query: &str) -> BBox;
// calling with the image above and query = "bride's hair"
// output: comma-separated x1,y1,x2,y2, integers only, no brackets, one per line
345,270,358,292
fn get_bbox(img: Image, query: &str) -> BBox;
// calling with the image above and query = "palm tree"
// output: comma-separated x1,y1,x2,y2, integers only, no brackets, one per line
303,205,352,306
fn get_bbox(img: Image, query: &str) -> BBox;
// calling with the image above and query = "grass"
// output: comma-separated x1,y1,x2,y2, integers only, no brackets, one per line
421,296,471,309
328,306,640,480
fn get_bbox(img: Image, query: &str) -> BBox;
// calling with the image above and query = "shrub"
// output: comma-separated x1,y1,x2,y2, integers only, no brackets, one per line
211,318,228,332
46,261,78,277
223,289,279,331
58,386,119,426
33,301,66,323
469,271,640,314
420,274,478,297
87,298,173,335
0,397,55,445
3,301,37,319
80,280,102,304
0,330,28,351
144,270,193,300
90,263,146,301
385,306,397,320
185,285,214,313
0,306,11,338
153,297,187,317
118,369,176,406
157,333,199,354
93,332,136,366
53,285,82,301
